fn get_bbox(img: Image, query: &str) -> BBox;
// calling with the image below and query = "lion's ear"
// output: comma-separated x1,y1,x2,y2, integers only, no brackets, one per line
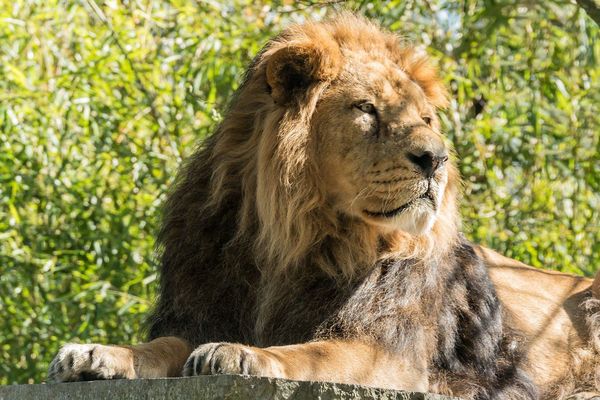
402,53,449,109
265,38,342,105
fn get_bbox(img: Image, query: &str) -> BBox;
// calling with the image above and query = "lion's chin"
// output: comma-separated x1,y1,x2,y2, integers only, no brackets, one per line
364,200,438,236
393,207,437,235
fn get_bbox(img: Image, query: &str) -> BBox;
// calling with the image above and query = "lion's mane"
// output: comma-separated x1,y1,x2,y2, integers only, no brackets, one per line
147,15,538,399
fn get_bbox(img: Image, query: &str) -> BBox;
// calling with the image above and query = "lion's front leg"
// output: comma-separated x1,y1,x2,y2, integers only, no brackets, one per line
183,340,428,392
47,336,192,382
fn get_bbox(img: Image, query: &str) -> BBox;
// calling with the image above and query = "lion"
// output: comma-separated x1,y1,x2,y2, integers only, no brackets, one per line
47,14,600,399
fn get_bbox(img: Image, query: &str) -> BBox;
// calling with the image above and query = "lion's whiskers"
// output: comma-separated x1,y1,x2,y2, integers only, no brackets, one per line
349,185,376,209
366,164,412,175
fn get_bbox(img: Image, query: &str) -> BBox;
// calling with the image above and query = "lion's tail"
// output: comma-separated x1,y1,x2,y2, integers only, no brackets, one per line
586,272,600,352
578,272,600,393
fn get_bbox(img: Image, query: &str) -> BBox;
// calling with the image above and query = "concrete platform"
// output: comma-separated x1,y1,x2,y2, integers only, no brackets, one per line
0,375,456,400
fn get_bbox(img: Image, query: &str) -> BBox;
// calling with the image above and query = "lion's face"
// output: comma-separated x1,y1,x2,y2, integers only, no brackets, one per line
312,53,449,235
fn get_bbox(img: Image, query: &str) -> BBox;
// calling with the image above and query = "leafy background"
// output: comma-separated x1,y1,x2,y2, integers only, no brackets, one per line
0,0,598,384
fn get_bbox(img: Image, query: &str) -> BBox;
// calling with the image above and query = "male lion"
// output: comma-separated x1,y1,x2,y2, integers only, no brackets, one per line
47,15,599,399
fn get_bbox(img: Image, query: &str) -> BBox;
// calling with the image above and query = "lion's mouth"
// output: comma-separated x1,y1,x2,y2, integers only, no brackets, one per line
363,191,435,219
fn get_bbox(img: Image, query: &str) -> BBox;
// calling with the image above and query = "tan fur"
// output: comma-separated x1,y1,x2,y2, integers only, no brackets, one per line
47,14,599,399
478,246,599,397
47,337,191,381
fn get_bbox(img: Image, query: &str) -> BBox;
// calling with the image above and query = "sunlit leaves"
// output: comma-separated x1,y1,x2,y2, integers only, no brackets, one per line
0,0,598,384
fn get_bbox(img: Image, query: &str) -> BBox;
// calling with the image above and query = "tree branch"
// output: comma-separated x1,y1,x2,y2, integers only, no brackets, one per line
576,0,600,25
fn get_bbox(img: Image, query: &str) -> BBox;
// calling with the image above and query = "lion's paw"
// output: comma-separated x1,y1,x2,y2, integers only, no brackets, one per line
47,343,135,383
182,342,284,378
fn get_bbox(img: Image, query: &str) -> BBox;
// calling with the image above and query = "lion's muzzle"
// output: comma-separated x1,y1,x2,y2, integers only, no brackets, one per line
408,150,448,178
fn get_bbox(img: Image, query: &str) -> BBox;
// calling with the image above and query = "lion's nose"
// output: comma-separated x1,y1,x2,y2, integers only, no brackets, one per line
408,150,448,178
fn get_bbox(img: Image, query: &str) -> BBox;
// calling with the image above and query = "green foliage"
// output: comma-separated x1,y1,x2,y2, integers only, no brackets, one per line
0,0,598,384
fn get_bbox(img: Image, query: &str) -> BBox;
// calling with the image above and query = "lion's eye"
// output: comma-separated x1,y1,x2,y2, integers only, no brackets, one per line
355,102,376,114
422,116,433,126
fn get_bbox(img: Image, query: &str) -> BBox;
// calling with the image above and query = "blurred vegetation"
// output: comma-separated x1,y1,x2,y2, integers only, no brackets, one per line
0,0,598,385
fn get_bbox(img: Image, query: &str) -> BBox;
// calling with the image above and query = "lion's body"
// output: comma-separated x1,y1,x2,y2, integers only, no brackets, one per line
48,14,600,399
480,247,599,397
147,136,536,394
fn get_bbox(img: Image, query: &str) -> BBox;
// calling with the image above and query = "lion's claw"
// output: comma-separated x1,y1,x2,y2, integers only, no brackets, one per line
182,342,283,378
47,343,135,383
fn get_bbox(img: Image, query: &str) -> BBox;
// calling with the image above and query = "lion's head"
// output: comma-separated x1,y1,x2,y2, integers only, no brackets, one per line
198,14,460,280
309,42,451,236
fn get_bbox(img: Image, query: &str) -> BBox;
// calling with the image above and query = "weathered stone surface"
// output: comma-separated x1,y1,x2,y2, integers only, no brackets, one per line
0,375,456,400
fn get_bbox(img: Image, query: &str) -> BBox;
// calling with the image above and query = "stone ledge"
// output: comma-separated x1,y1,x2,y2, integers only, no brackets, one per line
0,375,456,400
